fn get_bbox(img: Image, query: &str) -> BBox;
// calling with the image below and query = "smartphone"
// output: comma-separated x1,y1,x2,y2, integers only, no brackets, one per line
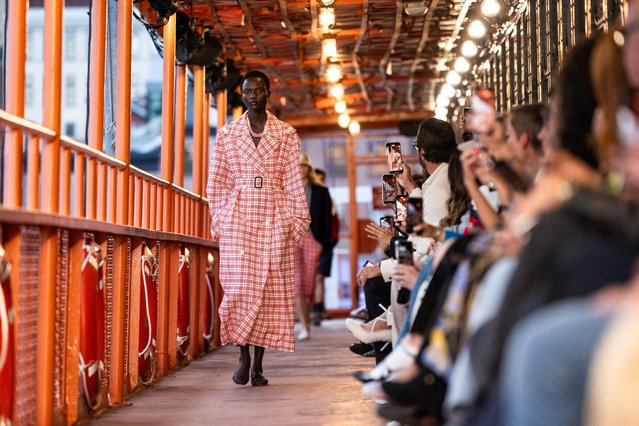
386,142,403,174
382,174,397,205
395,195,407,224
394,240,413,265
379,215,394,229
405,197,423,233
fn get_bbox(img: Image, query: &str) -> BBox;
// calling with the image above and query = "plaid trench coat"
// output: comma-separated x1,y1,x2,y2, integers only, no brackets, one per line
206,111,310,352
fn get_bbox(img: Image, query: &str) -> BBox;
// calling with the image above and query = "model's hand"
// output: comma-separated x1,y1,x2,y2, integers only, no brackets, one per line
393,264,420,290
396,162,417,192
365,223,394,246
357,263,381,287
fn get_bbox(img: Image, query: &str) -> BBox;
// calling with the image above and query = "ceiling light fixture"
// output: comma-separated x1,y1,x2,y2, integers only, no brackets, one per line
446,70,461,85
319,7,336,32
468,20,487,39
320,0,335,5
480,0,501,18
454,57,471,73
348,120,361,135
326,64,342,83
322,37,337,58
404,1,429,16
461,40,478,57
330,83,344,98
334,99,347,113
338,113,350,128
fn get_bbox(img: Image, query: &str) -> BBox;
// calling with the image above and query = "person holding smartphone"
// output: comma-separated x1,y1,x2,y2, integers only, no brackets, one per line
206,71,310,387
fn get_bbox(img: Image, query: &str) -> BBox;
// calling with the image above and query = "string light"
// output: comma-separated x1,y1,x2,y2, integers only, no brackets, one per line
446,70,461,85
468,20,487,39
441,84,455,98
326,64,342,83
334,99,347,113
435,106,448,117
320,0,335,5
454,57,471,73
480,0,501,18
319,7,336,32
338,113,350,128
329,83,344,99
436,95,450,107
461,40,478,57
322,37,337,58
348,120,360,135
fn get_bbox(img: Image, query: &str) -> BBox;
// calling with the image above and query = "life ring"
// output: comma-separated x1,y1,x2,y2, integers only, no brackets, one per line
79,238,104,410
0,246,14,424
202,253,215,350
138,244,158,384
177,246,190,358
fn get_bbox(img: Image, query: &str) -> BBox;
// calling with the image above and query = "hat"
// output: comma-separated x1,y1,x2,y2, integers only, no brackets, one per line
300,152,313,167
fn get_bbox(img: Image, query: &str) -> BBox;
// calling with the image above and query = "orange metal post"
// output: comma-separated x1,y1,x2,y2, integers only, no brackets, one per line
167,243,179,369
157,242,176,375
135,177,143,227
143,180,150,229
174,66,187,187
128,173,135,225
109,236,129,403
115,0,132,225
192,66,204,196
37,0,64,422
150,183,157,230
27,135,40,210
3,0,28,208
161,14,176,233
202,93,213,198
189,247,201,358
60,148,72,216
157,188,164,232
64,232,84,425
346,133,359,310
74,153,86,217
98,163,108,221
126,242,142,392
108,166,118,223
87,0,108,220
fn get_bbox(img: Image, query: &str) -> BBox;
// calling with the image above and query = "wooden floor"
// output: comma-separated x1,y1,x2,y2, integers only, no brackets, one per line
89,320,387,426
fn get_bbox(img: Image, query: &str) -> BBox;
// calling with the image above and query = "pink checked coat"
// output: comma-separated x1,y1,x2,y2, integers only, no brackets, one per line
206,111,310,352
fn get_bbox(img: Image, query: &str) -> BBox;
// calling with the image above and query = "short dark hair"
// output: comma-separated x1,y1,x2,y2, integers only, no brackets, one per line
314,168,326,177
509,104,544,152
241,70,271,92
416,118,456,163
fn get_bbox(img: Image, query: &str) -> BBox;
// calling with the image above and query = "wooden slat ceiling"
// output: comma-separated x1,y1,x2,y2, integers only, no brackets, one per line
174,0,471,128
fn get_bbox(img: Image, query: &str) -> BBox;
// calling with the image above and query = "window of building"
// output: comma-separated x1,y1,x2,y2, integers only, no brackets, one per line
64,28,76,61
65,75,76,107
25,75,34,108
65,122,75,138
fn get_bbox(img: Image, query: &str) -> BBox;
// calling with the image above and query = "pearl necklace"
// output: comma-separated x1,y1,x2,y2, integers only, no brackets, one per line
247,119,265,138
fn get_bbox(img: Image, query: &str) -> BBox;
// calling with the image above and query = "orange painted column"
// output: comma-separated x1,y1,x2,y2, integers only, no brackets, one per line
174,66,187,188
110,0,132,405
346,133,359,310
157,242,175,375
27,135,40,210
37,0,64,423
3,0,28,207
161,13,176,233
192,66,205,197
86,0,108,220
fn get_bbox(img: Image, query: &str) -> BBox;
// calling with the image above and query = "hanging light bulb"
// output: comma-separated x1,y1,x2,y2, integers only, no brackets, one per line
319,7,336,32
348,120,361,135
468,20,487,39
446,70,461,85
334,99,347,113
320,0,335,5
338,113,350,128
329,83,344,99
441,83,455,98
461,40,478,57
322,37,337,58
480,0,501,18
454,57,471,73
436,95,450,107
435,106,448,117
326,64,342,83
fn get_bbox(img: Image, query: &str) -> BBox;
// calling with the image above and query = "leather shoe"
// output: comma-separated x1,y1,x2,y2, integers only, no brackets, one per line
349,342,374,356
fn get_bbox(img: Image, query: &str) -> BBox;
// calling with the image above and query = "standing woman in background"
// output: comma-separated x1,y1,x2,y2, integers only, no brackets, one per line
295,154,333,340
207,71,310,386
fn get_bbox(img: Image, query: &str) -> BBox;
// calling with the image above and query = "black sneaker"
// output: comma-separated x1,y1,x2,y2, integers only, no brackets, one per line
349,342,374,356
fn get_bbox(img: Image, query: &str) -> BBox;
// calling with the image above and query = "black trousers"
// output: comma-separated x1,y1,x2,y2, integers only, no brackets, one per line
363,275,392,363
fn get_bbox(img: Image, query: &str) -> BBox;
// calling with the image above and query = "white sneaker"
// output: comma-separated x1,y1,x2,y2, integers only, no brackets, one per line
297,329,310,340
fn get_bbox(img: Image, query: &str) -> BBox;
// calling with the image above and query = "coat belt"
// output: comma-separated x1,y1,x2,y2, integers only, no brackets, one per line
233,176,282,189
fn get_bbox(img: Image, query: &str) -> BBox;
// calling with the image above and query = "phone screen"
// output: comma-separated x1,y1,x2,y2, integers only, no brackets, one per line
386,142,403,174
395,195,407,224
394,240,414,265
382,174,397,205
405,197,423,233
379,215,394,229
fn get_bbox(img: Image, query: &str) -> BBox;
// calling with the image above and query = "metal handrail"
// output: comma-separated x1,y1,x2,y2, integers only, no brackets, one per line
0,109,57,139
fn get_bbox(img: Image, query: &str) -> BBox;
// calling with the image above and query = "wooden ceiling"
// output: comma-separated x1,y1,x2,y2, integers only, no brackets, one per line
163,0,476,129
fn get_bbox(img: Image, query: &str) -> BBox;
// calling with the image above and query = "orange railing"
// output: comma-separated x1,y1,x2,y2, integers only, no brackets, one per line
0,0,223,424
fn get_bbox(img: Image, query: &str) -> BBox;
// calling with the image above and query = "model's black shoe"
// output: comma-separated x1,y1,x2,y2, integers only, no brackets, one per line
250,371,268,387
349,342,374,356
377,404,440,426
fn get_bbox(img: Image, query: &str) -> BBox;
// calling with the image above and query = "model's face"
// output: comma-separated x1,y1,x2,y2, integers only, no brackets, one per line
241,77,270,112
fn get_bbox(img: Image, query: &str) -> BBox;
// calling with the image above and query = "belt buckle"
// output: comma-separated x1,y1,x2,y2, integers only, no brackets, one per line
253,176,263,188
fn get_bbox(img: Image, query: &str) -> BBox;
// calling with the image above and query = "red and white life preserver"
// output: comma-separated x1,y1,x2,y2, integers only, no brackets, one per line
138,244,158,384
0,246,14,424
79,238,104,410
177,246,190,359
202,253,215,350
